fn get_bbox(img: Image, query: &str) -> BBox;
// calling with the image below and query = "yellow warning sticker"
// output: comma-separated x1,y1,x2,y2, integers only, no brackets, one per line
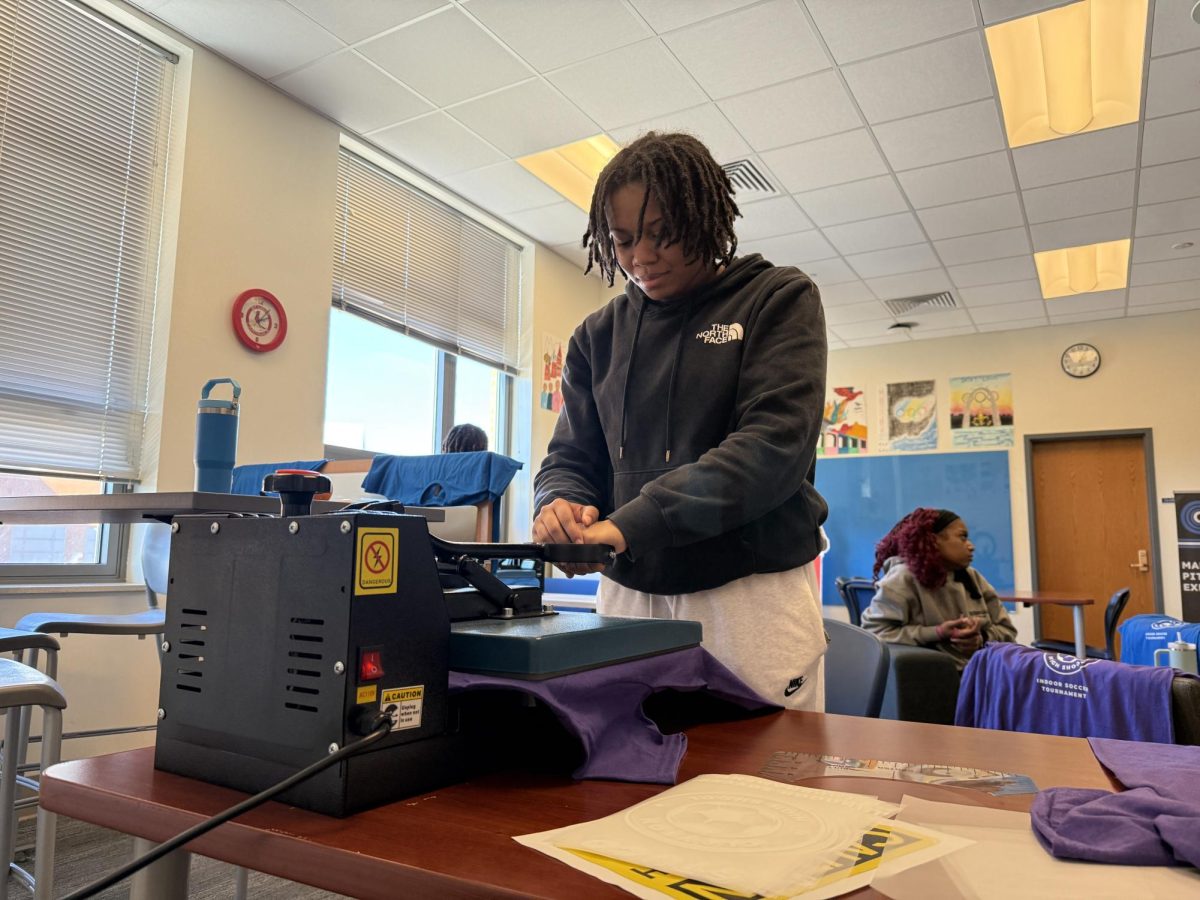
380,685,424,731
356,685,378,705
355,528,398,595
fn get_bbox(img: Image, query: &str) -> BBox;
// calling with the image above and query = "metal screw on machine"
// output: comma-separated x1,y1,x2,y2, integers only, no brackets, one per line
333,662,345,675
328,743,339,754
340,520,351,534
289,521,300,534
171,521,180,533
161,641,170,652
157,708,165,720
210,521,220,534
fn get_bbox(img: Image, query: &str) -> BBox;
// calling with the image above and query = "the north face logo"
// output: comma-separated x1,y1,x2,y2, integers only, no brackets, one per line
696,322,743,344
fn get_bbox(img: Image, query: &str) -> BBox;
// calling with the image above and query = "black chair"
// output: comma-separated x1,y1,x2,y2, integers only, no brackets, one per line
1032,588,1131,660
834,576,875,627
879,645,962,725
823,619,889,718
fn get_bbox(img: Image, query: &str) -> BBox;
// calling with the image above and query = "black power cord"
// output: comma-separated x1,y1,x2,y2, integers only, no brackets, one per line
63,716,394,900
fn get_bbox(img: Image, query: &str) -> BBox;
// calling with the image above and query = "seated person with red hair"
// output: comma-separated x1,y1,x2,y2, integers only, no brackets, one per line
860,508,1016,671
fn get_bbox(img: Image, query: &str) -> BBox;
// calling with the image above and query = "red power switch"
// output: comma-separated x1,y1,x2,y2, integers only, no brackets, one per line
359,648,384,681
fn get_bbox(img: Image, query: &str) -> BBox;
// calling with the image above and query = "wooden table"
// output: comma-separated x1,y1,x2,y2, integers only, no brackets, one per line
40,712,1117,899
999,591,1095,659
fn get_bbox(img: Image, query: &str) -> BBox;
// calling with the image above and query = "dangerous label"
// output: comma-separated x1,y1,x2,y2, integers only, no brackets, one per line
355,528,398,595
380,685,424,731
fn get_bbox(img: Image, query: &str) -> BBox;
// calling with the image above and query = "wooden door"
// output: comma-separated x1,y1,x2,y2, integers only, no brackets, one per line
1030,435,1156,650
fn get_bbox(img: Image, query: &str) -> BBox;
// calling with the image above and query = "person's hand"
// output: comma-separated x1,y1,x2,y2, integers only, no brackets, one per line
552,520,626,577
934,617,970,641
951,630,985,654
532,498,598,545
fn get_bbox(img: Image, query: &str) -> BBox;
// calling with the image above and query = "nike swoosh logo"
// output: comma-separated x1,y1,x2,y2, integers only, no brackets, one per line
783,684,800,697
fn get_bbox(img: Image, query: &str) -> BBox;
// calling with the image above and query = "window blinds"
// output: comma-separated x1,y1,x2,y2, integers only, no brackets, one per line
0,0,175,480
332,150,522,372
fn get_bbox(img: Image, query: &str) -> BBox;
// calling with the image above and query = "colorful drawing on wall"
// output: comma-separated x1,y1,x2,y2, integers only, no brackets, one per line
819,386,868,455
950,373,1014,448
879,380,937,451
540,335,564,413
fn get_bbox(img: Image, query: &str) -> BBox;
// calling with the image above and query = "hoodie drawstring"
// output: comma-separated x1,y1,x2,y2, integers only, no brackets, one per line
663,317,689,464
618,300,648,461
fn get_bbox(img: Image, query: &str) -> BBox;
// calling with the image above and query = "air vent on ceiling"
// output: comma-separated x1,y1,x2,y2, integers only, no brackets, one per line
721,159,777,200
883,291,958,317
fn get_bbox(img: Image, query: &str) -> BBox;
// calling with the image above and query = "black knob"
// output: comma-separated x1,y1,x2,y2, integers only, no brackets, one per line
262,469,331,518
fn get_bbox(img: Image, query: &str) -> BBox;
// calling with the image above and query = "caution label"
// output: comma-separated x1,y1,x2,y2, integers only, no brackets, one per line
380,685,424,731
355,528,398,595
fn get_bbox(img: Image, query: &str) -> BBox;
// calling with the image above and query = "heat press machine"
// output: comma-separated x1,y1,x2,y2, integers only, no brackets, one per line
154,472,701,816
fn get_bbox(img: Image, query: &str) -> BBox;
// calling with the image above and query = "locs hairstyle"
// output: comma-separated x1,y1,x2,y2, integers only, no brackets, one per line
582,132,740,287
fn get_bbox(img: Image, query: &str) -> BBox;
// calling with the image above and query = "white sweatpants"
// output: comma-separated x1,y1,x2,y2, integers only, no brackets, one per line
598,563,826,712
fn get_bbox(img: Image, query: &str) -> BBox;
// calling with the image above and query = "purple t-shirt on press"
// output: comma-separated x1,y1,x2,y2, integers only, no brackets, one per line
955,643,1176,743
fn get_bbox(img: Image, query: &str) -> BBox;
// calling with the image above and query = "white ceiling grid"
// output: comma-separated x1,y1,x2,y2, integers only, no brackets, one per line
129,0,1200,347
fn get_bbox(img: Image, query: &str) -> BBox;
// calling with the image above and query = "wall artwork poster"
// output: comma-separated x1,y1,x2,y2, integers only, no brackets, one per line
540,335,564,413
879,380,937,451
819,386,868,455
949,373,1014,448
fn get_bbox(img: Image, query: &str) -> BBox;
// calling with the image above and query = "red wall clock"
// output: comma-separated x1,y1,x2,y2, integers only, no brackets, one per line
232,288,288,352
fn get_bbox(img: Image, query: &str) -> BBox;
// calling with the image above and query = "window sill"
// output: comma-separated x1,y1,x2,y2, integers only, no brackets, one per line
0,583,144,596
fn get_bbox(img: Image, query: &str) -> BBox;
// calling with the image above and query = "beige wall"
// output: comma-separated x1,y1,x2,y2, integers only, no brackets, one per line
827,308,1200,623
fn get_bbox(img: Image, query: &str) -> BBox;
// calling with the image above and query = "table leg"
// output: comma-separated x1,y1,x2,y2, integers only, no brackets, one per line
1072,606,1087,659
129,837,190,900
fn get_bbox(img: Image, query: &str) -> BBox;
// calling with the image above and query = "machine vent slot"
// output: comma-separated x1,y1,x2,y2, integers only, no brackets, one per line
180,622,207,631
288,650,322,660
175,668,202,678
180,608,207,616
284,702,319,713
178,653,204,661
176,684,201,693
172,613,210,694
291,617,324,626
286,685,319,696
289,633,323,643
283,618,330,716
287,667,320,678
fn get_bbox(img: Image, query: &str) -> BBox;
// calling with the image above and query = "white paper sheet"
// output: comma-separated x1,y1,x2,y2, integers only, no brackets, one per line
873,796,1200,900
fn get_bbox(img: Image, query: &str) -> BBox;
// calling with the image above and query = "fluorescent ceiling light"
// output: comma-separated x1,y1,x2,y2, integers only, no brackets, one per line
516,135,621,211
985,0,1147,148
1034,239,1130,299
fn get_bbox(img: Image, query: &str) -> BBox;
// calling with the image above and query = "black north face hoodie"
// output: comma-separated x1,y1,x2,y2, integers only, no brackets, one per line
534,254,829,595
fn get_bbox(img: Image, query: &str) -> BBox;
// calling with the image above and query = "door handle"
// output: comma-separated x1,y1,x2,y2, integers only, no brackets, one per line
1129,549,1149,572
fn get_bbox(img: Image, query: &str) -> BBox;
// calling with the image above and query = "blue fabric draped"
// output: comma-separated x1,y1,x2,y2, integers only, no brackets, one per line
230,459,329,496
361,451,522,507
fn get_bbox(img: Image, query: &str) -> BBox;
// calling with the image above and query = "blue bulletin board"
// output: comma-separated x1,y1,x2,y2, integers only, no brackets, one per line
816,451,1014,606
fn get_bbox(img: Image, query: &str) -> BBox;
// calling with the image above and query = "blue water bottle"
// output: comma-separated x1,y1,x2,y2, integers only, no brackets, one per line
195,378,241,493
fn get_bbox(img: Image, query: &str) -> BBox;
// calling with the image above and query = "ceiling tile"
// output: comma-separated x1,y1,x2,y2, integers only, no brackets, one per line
1132,229,1200,264
1012,124,1139,189
735,197,813,242
805,257,861,284
824,300,894,326
549,39,706,130
507,201,588,247
846,242,941,278
1146,48,1200,120
842,32,992,124
864,268,954,299
1126,299,1200,317
976,317,1049,333
611,104,751,163
275,51,432,133
1047,308,1127,325
740,231,837,265
443,161,568,214
286,0,445,44
1029,210,1132,252
1131,256,1200,286
717,71,861,151
978,0,1069,23
818,280,878,306
794,176,909,227
828,337,850,350
358,7,530,106
1139,111,1200,167
916,193,1024,240
370,112,505,179
467,0,650,72
154,0,344,79
896,151,1016,209
1138,158,1200,207
845,332,913,347
957,279,1043,306
1043,289,1127,315
934,227,1031,265
625,0,760,33
835,319,905,340
663,0,827,98
947,254,1037,287
1022,171,1136,224
1150,0,1200,57
967,298,1048,323
823,212,927,255
874,100,1006,172
550,241,591,270
760,130,888,194
1135,198,1200,237
1129,280,1200,305
448,80,599,157
805,0,977,64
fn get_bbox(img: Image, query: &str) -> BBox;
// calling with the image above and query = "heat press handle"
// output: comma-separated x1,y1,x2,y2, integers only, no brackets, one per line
541,543,615,564
451,555,522,612
263,470,332,518
428,535,613,564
